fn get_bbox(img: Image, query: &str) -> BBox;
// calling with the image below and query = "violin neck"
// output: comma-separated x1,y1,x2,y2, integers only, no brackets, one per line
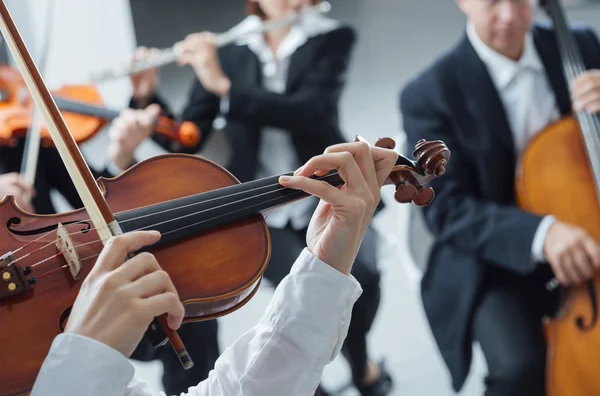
53,96,120,121
115,171,343,247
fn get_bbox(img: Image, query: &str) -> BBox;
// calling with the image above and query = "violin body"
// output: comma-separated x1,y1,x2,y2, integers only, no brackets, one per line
516,116,600,396
0,65,106,146
0,154,269,396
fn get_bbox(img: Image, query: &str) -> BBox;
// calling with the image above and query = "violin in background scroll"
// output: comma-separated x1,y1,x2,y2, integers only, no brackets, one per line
515,0,600,395
0,136,449,395
0,65,201,148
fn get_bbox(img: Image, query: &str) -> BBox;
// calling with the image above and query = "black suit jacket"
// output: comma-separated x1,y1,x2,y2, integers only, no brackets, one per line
0,140,111,214
135,25,356,183
399,22,600,391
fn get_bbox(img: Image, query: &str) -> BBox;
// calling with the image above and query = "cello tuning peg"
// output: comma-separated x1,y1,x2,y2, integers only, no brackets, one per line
375,137,396,150
412,187,435,207
394,182,418,203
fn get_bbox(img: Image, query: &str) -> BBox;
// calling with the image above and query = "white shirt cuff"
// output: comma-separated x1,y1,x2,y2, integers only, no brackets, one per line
532,215,555,263
219,96,230,115
106,160,126,176
31,333,134,396
264,248,363,362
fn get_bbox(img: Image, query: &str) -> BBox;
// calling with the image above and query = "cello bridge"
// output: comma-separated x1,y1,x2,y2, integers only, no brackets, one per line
55,223,81,281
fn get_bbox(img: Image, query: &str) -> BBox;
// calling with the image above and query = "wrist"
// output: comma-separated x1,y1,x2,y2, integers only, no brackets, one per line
214,76,231,97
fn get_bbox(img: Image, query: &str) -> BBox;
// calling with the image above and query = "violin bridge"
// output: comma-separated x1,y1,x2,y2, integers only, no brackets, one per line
55,223,81,281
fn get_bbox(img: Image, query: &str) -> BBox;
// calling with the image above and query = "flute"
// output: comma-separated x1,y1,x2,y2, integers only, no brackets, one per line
90,1,331,82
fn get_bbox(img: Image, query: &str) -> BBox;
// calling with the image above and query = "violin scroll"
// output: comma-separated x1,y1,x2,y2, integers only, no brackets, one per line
373,137,451,207
414,139,449,177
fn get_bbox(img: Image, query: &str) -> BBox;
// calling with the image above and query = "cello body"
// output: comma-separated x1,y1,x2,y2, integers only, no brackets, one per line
515,116,600,395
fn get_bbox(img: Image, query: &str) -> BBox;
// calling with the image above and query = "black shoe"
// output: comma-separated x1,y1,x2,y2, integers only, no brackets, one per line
356,360,393,396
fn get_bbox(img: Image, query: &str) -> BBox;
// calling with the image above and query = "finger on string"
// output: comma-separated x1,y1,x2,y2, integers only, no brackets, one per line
571,78,600,100
91,231,161,276
323,140,377,190
279,174,347,206
370,145,399,186
142,292,185,330
573,91,600,112
293,152,368,192
112,252,161,282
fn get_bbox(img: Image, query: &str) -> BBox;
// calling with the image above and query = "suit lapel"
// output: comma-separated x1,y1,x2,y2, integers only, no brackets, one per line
222,45,261,87
453,34,516,157
286,38,318,91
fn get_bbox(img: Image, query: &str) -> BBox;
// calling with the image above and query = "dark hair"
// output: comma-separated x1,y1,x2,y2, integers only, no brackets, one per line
246,0,321,19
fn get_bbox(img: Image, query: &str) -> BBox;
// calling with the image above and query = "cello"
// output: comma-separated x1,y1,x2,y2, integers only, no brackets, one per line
0,1,451,395
515,0,600,394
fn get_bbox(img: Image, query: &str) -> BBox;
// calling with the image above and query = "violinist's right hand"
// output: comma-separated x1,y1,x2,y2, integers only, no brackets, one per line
0,172,35,213
544,220,600,286
108,104,161,170
64,230,184,358
130,46,159,106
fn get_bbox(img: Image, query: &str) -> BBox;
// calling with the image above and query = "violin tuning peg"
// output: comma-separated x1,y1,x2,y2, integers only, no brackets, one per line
412,187,435,207
394,182,418,203
375,137,396,150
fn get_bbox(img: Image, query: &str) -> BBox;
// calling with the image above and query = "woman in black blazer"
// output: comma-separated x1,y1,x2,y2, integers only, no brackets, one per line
110,1,392,395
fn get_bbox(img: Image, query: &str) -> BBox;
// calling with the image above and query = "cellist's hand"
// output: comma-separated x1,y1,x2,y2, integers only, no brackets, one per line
0,172,35,213
108,104,161,170
64,231,184,358
544,220,600,286
571,70,600,114
279,141,397,275
130,46,160,106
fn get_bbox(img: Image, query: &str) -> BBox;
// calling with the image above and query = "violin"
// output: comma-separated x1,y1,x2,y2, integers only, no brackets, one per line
0,1,451,395
515,0,600,394
0,65,201,148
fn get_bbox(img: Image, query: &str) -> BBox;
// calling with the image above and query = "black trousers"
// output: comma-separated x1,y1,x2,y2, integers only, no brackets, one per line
266,223,382,384
472,264,560,396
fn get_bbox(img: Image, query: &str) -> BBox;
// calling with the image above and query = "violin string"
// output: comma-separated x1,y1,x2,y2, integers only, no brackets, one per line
25,185,325,280
4,170,342,272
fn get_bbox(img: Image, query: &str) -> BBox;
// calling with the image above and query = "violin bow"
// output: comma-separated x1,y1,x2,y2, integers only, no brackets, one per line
20,0,59,186
0,0,193,369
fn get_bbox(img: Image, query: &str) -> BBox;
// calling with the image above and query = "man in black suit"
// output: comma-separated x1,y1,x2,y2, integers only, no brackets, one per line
400,0,600,395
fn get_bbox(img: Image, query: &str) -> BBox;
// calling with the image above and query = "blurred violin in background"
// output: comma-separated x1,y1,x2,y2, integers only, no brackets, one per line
0,65,201,148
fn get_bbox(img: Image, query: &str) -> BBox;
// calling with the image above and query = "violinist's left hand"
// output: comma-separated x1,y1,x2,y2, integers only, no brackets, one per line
175,32,231,97
279,141,398,276
571,70,600,114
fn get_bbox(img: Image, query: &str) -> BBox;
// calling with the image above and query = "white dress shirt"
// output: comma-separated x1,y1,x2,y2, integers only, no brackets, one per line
220,14,339,231
466,22,556,263
30,248,362,396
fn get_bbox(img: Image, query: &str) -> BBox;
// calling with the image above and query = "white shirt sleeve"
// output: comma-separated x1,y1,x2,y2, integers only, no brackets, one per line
30,248,362,396
531,215,555,263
